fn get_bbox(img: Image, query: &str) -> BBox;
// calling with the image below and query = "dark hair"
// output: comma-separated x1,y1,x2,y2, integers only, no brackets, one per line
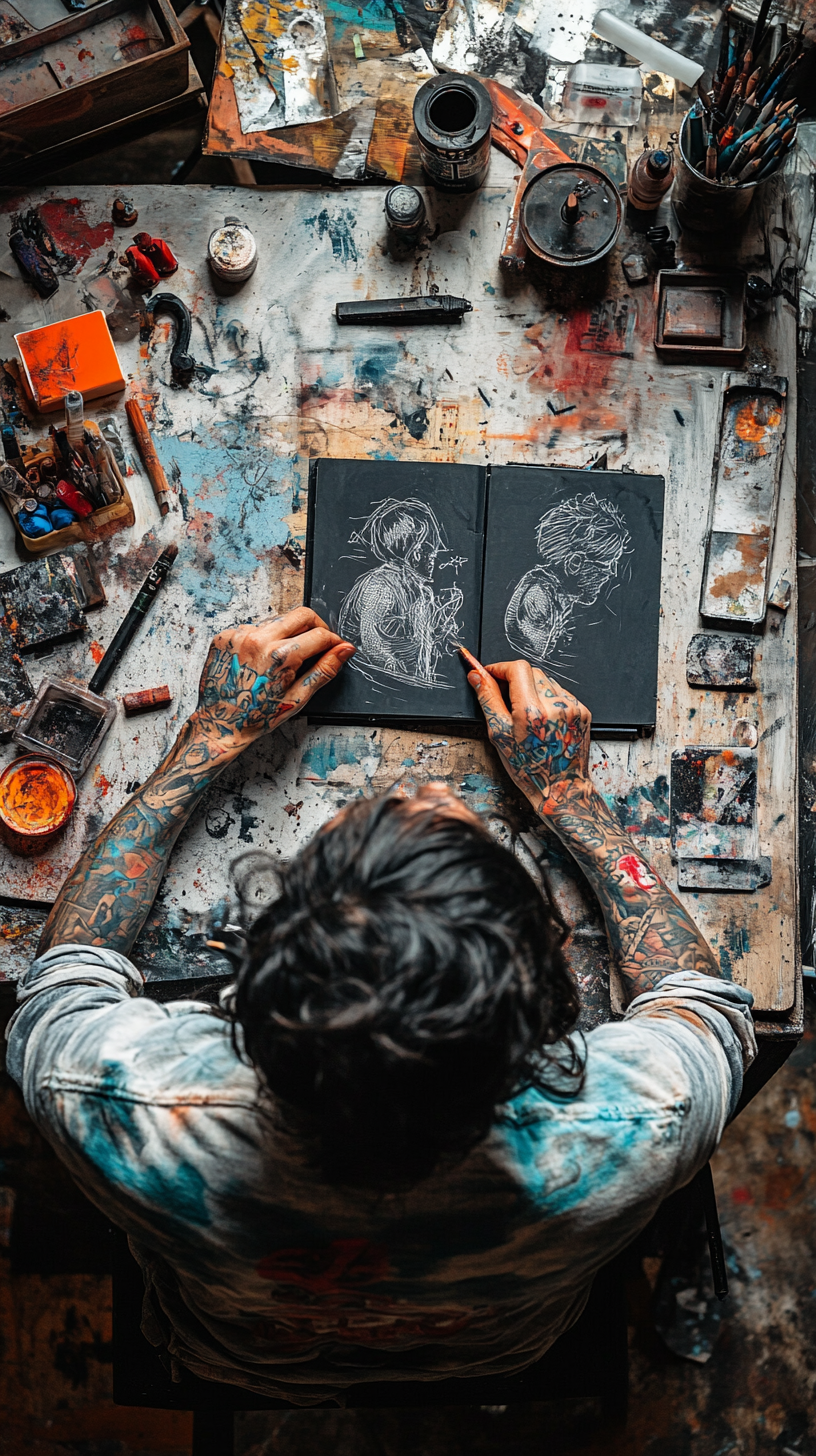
235,795,582,1188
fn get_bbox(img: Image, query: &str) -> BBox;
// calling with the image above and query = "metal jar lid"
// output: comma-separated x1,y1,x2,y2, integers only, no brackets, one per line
207,216,258,282
385,185,425,228
520,163,622,268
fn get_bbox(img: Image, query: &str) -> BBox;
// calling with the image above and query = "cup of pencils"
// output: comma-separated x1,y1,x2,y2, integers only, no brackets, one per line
674,2,803,233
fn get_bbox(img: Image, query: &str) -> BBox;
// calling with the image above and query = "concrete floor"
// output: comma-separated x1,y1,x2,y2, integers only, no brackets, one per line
2,982,814,1456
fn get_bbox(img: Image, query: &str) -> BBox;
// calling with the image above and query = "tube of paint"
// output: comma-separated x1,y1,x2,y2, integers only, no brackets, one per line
64,391,85,448
592,10,704,87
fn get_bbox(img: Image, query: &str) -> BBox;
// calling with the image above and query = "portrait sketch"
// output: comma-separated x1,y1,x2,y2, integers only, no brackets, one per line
504,492,632,665
338,498,466,690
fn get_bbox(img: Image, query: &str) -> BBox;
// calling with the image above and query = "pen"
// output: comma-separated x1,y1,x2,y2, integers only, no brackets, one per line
88,544,178,696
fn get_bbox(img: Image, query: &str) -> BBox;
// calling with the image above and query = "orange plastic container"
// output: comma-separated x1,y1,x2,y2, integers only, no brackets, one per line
14,310,126,413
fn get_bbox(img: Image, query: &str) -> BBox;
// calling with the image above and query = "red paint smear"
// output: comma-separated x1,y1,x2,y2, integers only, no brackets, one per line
38,198,113,268
732,1186,753,1204
95,771,111,796
617,853,657,891
89,639,104,664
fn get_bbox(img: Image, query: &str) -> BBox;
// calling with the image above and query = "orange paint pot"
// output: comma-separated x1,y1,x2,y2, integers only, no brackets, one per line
0,756,76,856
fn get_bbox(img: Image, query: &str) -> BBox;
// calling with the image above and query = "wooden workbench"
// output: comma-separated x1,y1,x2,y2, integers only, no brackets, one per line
0,173,804,1067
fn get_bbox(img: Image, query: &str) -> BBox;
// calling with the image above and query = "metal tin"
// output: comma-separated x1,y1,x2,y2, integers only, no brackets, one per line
673,111,765,234
207,216,258,283
384,185,426,245
519,163,622,268
0,755,76,855
13,677,117,777
413,75,493,194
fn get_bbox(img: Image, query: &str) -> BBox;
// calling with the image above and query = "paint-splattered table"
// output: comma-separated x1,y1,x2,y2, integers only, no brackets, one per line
0,176,805,1077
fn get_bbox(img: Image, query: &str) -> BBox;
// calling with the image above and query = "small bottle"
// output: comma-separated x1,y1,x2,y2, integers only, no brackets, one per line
64,390,85,448
628,146,675,211
385,186,426,247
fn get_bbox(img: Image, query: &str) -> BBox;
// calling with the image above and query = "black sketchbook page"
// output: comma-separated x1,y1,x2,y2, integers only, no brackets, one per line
479,467,664,730
305,459,485,722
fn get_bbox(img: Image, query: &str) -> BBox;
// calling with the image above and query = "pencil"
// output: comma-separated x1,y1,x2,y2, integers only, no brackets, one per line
125,398,172,517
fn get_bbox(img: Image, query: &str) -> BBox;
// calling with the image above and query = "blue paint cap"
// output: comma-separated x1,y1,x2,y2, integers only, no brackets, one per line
50,506,79,529
19,506,53,538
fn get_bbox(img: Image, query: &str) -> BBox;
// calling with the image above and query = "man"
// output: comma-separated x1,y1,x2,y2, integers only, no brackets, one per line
6,608,755,1404
505,492,631,663
339,497,463,687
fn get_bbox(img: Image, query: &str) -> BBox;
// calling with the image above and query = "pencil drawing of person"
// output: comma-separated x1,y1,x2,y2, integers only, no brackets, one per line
339,498,464,689
505,493,631,663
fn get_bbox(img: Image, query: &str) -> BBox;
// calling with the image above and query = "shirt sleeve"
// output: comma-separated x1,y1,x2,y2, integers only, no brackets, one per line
623,969,757,1122
5,942,145,1095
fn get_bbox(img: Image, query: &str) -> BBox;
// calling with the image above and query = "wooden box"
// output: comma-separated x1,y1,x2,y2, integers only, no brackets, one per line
0,0,189,162
3,421,134,558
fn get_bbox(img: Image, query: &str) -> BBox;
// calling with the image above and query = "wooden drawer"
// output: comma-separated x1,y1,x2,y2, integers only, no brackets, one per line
0,0,189,160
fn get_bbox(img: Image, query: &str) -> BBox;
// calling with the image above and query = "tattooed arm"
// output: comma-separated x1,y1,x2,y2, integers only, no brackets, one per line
38,609,355,957
461,650,719,1002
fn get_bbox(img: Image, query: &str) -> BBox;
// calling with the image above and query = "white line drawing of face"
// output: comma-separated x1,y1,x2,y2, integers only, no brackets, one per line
338,498,466,689
505,493,632,664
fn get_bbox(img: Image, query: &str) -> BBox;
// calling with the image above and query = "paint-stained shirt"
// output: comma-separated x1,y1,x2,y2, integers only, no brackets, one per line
6,944,756,1405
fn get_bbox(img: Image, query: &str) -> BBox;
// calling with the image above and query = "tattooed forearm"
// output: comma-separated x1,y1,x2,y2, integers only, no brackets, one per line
546,783,719,1000
38,714,243,955
37,610,353,958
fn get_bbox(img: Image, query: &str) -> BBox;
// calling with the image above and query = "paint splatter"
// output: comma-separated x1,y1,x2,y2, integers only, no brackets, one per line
38,199,113,269
306,208,358,264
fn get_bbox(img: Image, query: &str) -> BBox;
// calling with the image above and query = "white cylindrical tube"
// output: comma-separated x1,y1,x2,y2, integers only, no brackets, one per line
593,9,704,87
64,390,85,448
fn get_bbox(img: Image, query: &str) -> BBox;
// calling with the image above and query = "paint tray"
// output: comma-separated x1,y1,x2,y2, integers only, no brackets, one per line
700,372,788,626
654,269,746,362
671,745,769,891
13,676,116,776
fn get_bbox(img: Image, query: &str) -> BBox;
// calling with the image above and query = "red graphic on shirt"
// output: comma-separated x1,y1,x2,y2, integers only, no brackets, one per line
256,1239,390,1293
253,1238,482,1350
616,853,657,891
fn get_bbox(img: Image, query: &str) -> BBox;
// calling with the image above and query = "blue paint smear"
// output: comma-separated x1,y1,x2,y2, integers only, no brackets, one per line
79,1061,211,1230
300,732,380,781
153,434,293,612
325,0,396,39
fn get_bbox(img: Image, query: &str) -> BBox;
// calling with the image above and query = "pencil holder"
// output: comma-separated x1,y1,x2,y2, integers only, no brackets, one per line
673,110,767,233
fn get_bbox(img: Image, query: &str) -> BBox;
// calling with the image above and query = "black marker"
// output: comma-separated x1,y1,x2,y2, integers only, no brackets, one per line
336,295,473,325
88,543,178,695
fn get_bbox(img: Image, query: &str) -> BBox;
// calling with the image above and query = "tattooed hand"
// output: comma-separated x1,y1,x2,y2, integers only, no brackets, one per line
460,646,719,1000
461,649,591,816
193,608,355,747
38,608,355,956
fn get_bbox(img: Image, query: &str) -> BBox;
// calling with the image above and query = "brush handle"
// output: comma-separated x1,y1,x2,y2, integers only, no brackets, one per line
126,399,171,517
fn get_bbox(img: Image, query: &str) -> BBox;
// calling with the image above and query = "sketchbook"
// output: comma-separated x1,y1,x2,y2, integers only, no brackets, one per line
304,459,664,735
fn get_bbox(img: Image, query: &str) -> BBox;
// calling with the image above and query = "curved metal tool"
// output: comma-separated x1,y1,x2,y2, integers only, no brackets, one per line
146,293,196,384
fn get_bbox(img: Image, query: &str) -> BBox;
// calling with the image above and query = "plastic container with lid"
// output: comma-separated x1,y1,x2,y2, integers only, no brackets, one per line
561,64,643,126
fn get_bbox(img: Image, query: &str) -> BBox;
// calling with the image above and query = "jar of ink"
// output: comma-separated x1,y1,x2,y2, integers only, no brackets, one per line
0,755,76,856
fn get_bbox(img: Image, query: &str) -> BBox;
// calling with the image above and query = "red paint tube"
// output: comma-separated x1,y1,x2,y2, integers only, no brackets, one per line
124,244,160,288
133,233,178,277
56,478,93,518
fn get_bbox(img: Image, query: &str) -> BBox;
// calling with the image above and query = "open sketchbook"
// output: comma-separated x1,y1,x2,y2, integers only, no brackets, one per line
304,459,664,736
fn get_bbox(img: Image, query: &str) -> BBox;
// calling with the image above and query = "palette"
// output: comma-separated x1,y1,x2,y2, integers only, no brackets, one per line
13,677,116,776
700,372,788,626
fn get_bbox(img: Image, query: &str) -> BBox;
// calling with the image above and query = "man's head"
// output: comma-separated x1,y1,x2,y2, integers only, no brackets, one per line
235,787,580,1187
351,498,445,579
534,493,631,606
